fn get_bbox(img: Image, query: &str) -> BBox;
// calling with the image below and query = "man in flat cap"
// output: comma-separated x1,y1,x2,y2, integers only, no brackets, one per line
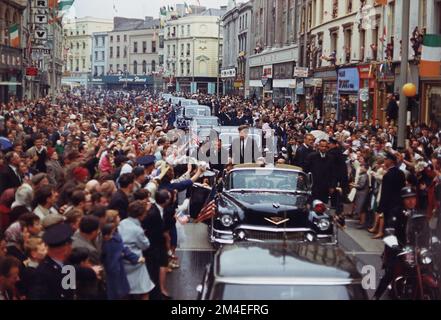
28,224,75,300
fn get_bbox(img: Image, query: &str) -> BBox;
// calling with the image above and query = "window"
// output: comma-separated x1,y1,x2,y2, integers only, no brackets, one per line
133,60,138,74
124,46,127,58
134,42,138,53
76,59,79,71
319,0,324,24
151,60,156,72
173,44,176,56
117,35,120,42
83,30,85,35
123,64,127,71
83,42,86,49
101,51,105,61
82,58,85,69
181,44,184,56
159,35,164,48
344,28,352,63
187,43,191,56
360,29,366,61
70,42,73,49
94,66,98,76
143,41,147,53
332,0,338,19
116,46,120,58
181,25,184,36
124,35,127,42
95,38,99,47
167,45,170,55
116,64,120,71
346,0,353,14
70,59,73,71
187,25,190,36
110,36,113,43
142,60,147,74
245,14,247,28
187,62,191,75
181,62,184,75
110,47,113,58
152,41,156,53
77,42,79,49
109,64,113,72
419,0,427,29
95,51,98,61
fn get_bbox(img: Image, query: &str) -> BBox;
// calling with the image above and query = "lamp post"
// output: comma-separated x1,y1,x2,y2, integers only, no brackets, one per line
192,36,195,94
217,18,221,97
397,0,411,149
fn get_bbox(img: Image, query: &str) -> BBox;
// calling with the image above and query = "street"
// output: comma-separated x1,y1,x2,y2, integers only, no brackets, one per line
167,220,384,300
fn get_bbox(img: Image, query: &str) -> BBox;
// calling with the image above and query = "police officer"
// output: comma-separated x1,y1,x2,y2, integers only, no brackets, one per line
28,223,75,300
373,187,417,300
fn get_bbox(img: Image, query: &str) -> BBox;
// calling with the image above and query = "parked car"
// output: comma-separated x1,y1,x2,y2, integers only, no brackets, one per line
207,163,336,245
197,242,368,300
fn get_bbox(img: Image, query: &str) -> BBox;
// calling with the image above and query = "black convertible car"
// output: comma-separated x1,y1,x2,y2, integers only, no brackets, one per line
207,164,335,246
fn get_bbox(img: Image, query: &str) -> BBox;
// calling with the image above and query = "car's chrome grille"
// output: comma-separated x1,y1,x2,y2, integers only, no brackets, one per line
243,230,307,242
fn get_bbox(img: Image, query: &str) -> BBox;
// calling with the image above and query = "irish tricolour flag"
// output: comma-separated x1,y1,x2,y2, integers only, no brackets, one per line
9,24,19,48
420,34,441,77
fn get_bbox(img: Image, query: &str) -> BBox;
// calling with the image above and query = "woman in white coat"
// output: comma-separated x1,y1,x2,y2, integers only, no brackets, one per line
118,200,155,300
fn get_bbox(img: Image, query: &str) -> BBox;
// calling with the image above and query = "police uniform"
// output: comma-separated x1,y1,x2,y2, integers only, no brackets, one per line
28,224,75,300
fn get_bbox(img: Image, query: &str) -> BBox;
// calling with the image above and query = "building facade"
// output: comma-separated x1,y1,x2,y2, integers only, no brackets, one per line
62,17,113,86
163,8,225,94
221,1,252,97
91,32,108,78
0,0,26,103
248,0,299,106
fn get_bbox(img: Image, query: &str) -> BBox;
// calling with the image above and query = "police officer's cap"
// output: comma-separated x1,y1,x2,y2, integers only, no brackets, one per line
137,155,156,167
401,186,417,199
42,223,74,247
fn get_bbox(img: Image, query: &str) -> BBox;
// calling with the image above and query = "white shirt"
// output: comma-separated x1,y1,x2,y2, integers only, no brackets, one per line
156,203,164,220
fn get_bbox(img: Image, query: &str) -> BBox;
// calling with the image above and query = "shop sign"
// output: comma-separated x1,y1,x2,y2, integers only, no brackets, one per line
26,67,39,76
102,75,154,85
294,67,309,78
263,65,273,78
221,68,236,78
338,67,359,92
359,88,369,102
0,52,22,68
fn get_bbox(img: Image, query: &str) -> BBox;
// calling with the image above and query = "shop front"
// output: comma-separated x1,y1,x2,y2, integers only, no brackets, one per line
0,45,23,103
358,64,376,122
421,79,441,126
375,62,395,124
314,67,337,119
249,66,263,101
272,62,295,107
101,75,154,90
176,77,191,93
221,68,236,96
337,67,359,122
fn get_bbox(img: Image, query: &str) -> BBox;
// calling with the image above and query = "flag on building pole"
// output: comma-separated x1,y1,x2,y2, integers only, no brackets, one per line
58,0,75,11
9,24,20,48
419,34,441,77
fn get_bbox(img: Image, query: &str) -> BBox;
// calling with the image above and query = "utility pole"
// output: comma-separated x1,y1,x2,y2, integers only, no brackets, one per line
216,18,221,97
397,0,410,149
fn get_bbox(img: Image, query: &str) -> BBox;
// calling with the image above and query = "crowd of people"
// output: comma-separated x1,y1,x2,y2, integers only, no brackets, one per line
0,89,440,300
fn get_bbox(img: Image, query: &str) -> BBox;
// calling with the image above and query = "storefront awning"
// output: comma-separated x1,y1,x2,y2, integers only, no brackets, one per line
0,82,22,86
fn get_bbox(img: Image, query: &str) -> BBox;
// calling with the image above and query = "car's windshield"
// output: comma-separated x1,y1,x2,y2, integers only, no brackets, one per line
228,169,307,191
195,118,219,126
212,284,366,300
185,108,210,117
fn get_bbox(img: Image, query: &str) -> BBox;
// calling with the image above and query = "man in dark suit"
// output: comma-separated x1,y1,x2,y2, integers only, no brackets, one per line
230,125,261,164
0,151,22,195
142,189,172,300
294,134,315,170
375,152,406,239
305,140,335,203
108,173,135,220
28,223,75,300
327,137,349,214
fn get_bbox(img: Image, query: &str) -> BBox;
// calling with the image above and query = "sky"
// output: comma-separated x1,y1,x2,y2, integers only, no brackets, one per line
72,0,230,20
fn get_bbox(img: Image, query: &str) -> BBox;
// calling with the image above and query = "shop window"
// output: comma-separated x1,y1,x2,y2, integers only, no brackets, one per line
151,60,156,72
133,61,137,74
142,60,147,74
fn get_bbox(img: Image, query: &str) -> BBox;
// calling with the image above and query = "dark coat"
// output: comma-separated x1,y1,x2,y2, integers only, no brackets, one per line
327,146,349,191
28,256,75,300
101,231,139,300
378,167,406,218
305,152,336,202
230,137,261,164
294,144,314,170
0,165,22,196
108,190,130,220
